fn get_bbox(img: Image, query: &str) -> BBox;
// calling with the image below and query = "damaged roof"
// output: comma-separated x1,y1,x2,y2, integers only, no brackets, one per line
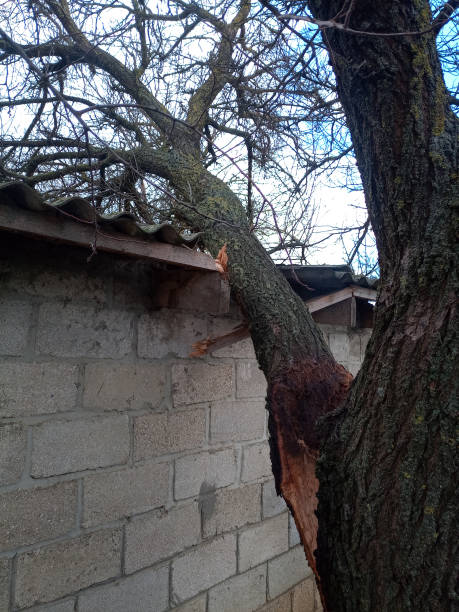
0,181,200,247
0,181,219,271
278,263,378,300
0,182,379,287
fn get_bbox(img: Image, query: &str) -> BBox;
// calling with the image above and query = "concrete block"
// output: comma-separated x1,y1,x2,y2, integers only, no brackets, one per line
292,577,316,612
241,442,272,483
328,332,349,363
236,361,267,398
26,268,106,303
172,534,237,602
238,513,289,572
113,259,154,310
349,333,361,361
0,558,9,611
0,481,77,551
37,303,133,358
125,503,201,573
213,337,256,359
15,528,122,608
361,329,372,355
262,480,286,518
209,565,266,612
257,592,291,612
169,272,230,315
138,311,207,358
27,599,75,611
0,422,26,485
78,565,169,612
0,255,25,293
173,594,207,612
210,399,265,443
348,361,361,377
0,237,106,297
172,363,233,406
0,362,78,418
0,300,31,356
83,362,166,411
134,409,206,461
201,483,261,538
31,415,129,477
175,449,236,500
289,513,301,547
268,545,312,599
83,462,169,527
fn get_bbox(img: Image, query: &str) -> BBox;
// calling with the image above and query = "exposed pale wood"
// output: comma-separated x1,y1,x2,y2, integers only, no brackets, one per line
0,202,217,272
306,287,353,312
351,286,377,301
306,285,376,313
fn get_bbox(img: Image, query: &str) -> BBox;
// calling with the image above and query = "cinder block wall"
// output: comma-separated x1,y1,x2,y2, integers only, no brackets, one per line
0,236,371,612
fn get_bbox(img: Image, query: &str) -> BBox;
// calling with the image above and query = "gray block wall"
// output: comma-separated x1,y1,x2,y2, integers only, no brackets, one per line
0,237,371,611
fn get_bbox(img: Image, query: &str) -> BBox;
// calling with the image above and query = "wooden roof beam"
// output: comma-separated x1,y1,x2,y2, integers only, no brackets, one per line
0,202,217,272
306,285,377,313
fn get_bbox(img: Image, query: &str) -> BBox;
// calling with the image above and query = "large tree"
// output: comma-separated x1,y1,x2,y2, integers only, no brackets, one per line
0,1,457,610
287,2,458,610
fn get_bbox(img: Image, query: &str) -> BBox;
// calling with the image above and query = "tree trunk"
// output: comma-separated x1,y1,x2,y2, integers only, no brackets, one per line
140,145,351,576
305,1,458,610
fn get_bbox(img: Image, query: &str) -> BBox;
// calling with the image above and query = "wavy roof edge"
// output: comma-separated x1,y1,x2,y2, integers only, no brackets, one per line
278,263,378,293
0,182,378,291
0,182,201,248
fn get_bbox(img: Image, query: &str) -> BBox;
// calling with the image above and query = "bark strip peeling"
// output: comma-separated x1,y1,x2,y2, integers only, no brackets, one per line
267,358,352,605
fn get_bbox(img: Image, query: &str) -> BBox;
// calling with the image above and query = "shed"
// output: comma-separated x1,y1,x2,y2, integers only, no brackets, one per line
279,264,377,329
0,183,373,611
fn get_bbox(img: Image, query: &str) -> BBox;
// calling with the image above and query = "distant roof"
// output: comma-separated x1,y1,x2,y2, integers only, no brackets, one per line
278,264,378,299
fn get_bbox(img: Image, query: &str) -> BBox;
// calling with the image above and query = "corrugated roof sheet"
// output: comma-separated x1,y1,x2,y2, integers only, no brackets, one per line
278,263,378,299
1,182,378,292
0,181,200,247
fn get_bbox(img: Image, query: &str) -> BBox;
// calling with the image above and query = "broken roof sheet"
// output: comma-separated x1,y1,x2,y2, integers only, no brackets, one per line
0,181,200,247
278,263,378,299
0,182,378,287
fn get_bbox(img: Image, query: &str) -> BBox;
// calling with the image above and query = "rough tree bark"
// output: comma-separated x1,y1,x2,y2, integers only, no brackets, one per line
150,151,353,579
303,1,458,610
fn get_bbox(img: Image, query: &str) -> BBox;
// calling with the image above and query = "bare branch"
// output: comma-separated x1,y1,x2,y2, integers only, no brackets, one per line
433,1,459,34
186,0,250,133
279,15,449,38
